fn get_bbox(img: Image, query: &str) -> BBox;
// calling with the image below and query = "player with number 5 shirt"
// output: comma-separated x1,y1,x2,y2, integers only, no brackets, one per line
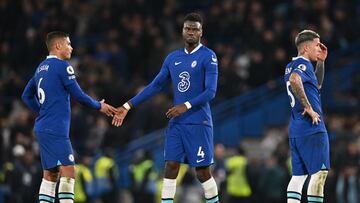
284,30,330,203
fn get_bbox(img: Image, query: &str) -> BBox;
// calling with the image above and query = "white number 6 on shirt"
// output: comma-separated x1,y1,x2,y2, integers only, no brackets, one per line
37,77,45,104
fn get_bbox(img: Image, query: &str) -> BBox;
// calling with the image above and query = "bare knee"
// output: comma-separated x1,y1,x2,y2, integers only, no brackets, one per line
308,170,328,195
164,161,180,179
43,169,59,182
60,165,75,179
195,166,211,183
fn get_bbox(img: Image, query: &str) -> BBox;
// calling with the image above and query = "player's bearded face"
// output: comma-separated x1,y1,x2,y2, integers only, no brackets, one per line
182,21,202,45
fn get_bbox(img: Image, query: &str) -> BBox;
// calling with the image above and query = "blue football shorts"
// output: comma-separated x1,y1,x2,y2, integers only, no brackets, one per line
35,132,75,170
289,132,330,175
164,123,214,167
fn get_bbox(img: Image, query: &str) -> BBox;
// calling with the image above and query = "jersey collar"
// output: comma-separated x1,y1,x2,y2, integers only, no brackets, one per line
292,56,310,62
184,43,202,54
46,55,59,59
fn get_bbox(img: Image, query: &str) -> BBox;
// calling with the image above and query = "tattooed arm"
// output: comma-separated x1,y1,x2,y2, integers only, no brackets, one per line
315,61,325,89
289,72,321,125
289,72,311,108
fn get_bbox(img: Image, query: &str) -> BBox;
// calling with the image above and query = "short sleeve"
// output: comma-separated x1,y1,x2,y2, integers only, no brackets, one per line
58,62,77,86
291,62,310,82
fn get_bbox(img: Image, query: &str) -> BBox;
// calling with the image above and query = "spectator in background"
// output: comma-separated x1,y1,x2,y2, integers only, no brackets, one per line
8,147,42,203
129,150,157,203
258,155,288,203
74,155,94,203
94,148,118,203
335,142,360,203
212,144,227,199
225,147,252,203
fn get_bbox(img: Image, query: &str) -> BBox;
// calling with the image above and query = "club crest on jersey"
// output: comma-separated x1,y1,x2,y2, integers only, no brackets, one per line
68,154,74,162
191,60,197,68
66,66,75,75
296,64,306,72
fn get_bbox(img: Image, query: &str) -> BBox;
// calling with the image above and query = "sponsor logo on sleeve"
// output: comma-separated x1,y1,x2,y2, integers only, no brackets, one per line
296,64,306,72
66,66,76,80
211,54,218,65
66,66,75,75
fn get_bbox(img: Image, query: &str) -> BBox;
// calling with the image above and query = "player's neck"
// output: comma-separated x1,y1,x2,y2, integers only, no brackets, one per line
48,51,64,60
185,42,200,53
298,53,310,61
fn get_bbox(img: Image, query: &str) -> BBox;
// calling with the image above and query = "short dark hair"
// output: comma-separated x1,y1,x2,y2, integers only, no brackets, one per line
184,12,203,25
295,30,320,47
46,31,69,50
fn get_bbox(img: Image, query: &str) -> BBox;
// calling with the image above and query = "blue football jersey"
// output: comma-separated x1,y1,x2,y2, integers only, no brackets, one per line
130,44,218,126
284,56,327,137
22,56,100,137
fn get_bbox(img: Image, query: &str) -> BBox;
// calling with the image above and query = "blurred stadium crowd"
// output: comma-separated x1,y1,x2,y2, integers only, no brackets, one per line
0,0,360,202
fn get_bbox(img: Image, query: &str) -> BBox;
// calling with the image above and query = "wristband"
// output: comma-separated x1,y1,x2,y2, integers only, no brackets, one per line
184,101,192,109
123,102,131,110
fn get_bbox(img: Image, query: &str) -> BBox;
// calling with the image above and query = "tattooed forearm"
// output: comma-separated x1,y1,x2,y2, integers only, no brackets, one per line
315,61,325,88
289,72,311,108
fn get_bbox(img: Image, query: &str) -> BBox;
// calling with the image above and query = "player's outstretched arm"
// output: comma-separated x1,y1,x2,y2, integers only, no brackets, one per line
112,101,132,127
315,43,327,89
66,82,117,117
99,99,118,117
289,72,321,125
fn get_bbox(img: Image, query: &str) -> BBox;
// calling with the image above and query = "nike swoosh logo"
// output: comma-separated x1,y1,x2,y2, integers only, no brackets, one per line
175,62,182,65
196,159,205,163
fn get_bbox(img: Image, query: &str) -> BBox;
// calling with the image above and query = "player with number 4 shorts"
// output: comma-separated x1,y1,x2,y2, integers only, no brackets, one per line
112,13,220,203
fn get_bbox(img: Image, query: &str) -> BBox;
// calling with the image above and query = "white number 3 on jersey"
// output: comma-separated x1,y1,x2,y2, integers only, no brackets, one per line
37,77,45,104
178,71,190,92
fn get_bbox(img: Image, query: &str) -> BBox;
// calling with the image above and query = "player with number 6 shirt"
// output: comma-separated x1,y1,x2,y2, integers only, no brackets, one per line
22,31,117,203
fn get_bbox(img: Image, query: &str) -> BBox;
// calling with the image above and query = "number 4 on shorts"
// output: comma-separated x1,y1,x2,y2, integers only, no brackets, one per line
197,146,205,158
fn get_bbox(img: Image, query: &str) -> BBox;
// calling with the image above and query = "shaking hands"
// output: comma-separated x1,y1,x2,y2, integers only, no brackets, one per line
99,99,118,117
112,106,128,127
98,99,129,127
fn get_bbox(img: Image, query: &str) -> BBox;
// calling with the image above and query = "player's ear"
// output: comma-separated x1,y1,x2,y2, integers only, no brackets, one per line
303,43,309,53
55,40,61,50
